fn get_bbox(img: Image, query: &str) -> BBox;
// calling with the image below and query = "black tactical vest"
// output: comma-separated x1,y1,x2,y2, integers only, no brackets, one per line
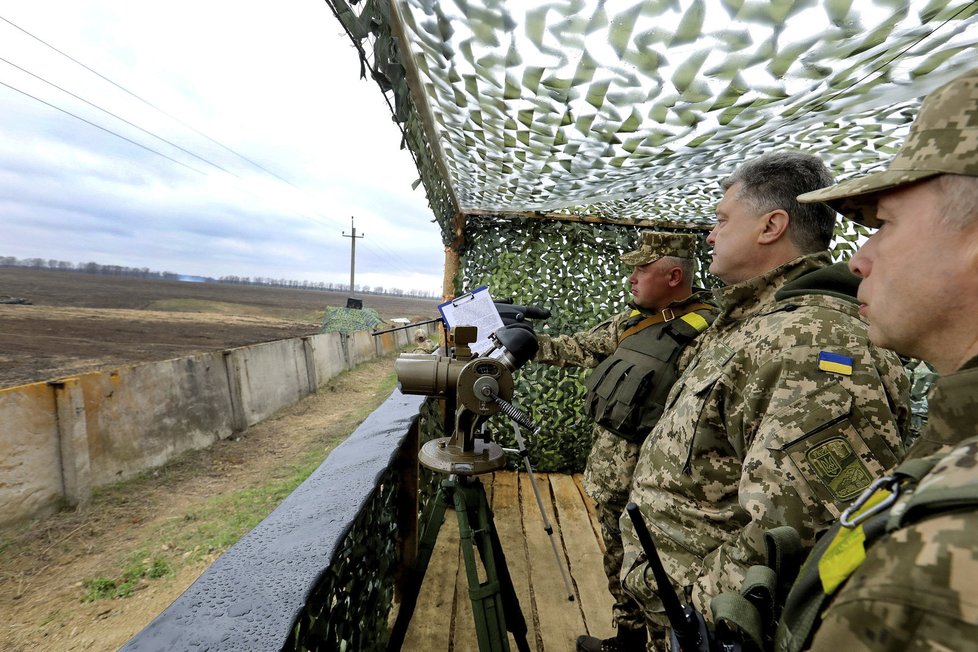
582,304,714,443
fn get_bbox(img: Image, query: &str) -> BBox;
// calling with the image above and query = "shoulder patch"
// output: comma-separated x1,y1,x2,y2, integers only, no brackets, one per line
806,436,873,501
818,351,853,376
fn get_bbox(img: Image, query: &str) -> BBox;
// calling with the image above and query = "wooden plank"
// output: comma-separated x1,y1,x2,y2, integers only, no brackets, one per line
402,500,462,651
490,471,540,651
402,473,624,650
520,472,587,650
551,474,616,641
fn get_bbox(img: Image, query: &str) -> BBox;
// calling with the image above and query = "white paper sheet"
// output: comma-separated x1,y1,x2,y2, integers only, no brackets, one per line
438,286,503,355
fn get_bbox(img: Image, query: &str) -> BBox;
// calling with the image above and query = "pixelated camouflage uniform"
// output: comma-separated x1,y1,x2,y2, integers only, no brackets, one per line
536,291,716,636
904,358,939,446
772,357,978,651
620,253,911,632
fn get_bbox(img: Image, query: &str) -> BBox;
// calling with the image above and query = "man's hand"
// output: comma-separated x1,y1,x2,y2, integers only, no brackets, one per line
494,301,551,326
493,322,539,366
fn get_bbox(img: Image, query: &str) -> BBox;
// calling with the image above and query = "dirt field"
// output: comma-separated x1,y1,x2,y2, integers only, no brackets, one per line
0,268,439,388
0,268,437,650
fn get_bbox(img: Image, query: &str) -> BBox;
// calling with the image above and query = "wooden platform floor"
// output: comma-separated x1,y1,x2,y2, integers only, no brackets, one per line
402,472,617,651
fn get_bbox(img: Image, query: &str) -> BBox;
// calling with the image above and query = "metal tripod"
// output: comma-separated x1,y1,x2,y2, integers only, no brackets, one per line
415,474,531,652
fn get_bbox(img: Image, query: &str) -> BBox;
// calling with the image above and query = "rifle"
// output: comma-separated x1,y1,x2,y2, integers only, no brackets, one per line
625,502,719,652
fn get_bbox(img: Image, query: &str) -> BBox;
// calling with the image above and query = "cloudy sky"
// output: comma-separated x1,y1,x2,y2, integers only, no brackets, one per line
0,0,445,295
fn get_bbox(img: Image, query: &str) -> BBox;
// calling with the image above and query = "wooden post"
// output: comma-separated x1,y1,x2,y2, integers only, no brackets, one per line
442,244,460,301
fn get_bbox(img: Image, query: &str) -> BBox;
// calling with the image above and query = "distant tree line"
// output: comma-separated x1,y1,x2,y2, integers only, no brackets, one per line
0,256,438,299
215,275,438,298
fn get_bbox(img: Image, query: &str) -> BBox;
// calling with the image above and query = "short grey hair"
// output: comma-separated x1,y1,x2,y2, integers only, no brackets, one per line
937,174,978,228
661,255,696,285
722,150,837,253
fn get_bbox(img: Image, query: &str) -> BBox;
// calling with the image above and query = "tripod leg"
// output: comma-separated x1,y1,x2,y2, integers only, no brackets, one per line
454,478,511,652
416,479,452,577
454,478,533,652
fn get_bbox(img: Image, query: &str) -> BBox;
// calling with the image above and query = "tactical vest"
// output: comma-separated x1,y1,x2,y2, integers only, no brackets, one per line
709,435,978,652
582,303,714,443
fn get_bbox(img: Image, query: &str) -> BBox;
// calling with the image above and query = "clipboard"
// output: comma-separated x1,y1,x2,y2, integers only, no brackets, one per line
438,286,504,355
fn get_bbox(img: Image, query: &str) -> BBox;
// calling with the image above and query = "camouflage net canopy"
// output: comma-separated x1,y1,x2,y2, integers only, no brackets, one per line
324,0,972,468
329,0,978,233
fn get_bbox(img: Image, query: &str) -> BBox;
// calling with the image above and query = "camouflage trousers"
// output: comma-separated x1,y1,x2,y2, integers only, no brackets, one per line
582,426,647,635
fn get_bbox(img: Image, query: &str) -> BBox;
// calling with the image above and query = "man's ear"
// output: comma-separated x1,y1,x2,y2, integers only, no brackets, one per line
667,266,684,287
758,209,790,244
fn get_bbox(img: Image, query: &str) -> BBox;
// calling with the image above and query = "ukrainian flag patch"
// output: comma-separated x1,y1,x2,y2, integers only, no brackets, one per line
818,351,853,376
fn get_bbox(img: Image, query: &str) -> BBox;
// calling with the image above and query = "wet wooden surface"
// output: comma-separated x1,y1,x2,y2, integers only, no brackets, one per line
402,472,616,651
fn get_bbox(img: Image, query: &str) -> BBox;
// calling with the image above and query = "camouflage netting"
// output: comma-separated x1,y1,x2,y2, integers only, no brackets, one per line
320,306,384,333
457,218,708,470
327,0,978,227
323,0,969,467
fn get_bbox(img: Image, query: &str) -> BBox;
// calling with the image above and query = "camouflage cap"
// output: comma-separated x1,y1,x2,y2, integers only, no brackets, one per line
798,67,978,227
620,230,699,265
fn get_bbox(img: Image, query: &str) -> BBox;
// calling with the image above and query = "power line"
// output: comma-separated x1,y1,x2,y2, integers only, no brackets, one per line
0,78,206,175
0,55,241,178
0,13,366,233
0,14,299,190
0,73,430,284
0,16,357,226
0,12,438,284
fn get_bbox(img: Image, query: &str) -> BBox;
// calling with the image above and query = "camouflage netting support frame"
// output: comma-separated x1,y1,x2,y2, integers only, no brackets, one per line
460,216,713,471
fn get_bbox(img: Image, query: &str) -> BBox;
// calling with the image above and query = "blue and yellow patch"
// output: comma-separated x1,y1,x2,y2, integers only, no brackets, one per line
818,351,853,376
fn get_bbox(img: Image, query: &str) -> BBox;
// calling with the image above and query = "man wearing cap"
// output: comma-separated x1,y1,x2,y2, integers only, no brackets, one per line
620,150,910,646
412,327,438,354
758,67,978,651
535,230,716,652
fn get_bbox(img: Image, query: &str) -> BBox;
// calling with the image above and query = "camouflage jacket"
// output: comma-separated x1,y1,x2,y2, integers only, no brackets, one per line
535,308,633,369
621,253,911,618
535,290,715,369
796,357,978,651
536,291,715,505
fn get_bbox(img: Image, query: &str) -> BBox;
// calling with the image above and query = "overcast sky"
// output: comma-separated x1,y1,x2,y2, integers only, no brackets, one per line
0,0,445,294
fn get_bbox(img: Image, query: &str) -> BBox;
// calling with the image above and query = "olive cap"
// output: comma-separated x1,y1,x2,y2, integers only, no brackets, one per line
620,231,699,265
798,67,978,227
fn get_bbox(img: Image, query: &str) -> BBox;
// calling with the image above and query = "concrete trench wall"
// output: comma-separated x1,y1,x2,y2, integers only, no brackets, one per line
0,324,435,530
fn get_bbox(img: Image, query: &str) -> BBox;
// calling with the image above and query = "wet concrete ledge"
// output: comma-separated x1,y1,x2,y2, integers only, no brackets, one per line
120,389,424,651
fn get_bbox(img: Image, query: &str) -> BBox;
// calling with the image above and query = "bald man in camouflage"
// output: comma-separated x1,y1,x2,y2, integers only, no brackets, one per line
620,151,911,649
752,66,978,651
534,231,717,652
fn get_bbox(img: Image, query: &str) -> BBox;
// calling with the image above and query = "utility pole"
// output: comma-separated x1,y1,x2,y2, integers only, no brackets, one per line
342,216,365,294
